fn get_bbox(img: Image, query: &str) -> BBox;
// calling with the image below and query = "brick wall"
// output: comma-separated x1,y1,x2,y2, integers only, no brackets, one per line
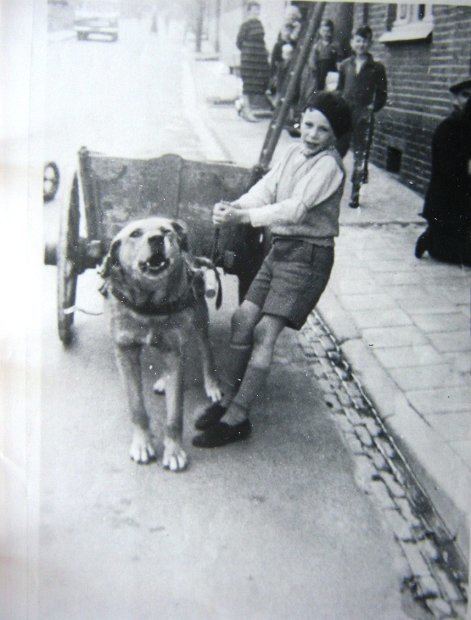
352,3,471,195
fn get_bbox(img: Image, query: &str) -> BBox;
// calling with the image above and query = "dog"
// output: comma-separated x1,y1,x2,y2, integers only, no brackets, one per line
100,217,222,472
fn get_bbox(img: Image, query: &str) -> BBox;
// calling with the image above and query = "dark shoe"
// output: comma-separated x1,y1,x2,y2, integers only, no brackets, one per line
415,232,428,259
349,199,359,209
361,169,369,184
192,419,252,448
194,402,227,430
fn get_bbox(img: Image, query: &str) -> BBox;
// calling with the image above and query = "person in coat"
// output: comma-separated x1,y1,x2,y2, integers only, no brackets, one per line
337,26,387,207
236,1,270,122
415,78,471,266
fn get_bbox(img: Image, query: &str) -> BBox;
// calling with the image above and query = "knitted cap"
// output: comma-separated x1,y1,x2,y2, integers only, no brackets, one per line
303,91,352,139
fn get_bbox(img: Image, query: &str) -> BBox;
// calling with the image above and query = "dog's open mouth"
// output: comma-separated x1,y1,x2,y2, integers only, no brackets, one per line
139,253,169,276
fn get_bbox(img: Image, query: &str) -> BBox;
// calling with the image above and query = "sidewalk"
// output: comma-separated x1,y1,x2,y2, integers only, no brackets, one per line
189,56,471,561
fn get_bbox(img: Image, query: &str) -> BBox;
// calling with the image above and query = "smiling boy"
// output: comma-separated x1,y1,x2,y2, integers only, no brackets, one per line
337,26,387,208
192,92,352,448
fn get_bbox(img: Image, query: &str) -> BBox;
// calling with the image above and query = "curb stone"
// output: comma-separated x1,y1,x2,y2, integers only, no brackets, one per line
295,311,468,617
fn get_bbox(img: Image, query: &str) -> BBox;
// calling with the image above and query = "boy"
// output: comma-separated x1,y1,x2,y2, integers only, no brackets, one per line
337,26,387,208
192,92,352,448
309,18,338,92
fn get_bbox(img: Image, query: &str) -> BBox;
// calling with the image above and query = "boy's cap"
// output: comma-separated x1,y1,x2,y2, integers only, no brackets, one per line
449,78,471,94
304,91,352,139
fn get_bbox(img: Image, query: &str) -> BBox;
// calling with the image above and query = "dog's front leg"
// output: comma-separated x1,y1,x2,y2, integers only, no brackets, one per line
115,343,156,464
194,302,222,402
161,350,188,472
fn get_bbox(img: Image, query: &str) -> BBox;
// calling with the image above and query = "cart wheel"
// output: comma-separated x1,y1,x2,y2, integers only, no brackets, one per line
43,161,60,203
57,173,80,345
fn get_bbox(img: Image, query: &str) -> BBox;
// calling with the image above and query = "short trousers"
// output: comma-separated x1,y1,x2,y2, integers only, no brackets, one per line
245,238,334,330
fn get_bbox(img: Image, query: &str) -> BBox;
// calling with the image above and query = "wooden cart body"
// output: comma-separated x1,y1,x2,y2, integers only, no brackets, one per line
45,4,326,345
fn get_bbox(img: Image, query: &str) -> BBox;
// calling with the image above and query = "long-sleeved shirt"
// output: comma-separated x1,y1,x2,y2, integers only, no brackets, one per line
337,53,387,112
237,144,345,244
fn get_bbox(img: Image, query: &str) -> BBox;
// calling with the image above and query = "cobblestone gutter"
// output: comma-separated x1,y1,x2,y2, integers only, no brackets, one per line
296,312,468,619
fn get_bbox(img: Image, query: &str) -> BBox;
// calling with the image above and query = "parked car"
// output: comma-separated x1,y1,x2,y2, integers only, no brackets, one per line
74,10,119,41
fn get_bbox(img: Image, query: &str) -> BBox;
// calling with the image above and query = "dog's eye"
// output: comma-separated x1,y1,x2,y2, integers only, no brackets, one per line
129,228,143,238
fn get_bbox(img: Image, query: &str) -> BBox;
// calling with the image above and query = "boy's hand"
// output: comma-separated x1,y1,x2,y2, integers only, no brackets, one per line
213,202,249,226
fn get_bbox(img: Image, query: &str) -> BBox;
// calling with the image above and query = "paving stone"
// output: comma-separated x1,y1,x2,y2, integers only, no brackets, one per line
368,259,418,273
333,412,356,435
352,307,413,329
415,574,442,599
369,479,396,509
395,498,422,529
371,451,389,471
389,364,466,392
362,325,427,348
342,431,365,455
355,425,374,448
406,386,471,415
411,312,470,334
375,436,396,459
447,440,471,469
416,538,440,563
434,566,464,603
398,298,457,315
373,345,443,369
354,365,402,418
342,379,362,398
363,416,382,437
400,541,431,577
383,508,413,541
338,293,396,311
354,455,377,490
425,598,453,618
319,335,336,352
380,471,406,498
344,407,363,426
427,330,471,353
443,351,471,374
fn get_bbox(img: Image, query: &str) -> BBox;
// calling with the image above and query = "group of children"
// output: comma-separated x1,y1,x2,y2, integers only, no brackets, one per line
267,18,387,208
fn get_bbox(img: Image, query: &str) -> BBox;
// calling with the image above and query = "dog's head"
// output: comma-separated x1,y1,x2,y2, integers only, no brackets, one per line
100,217,189,291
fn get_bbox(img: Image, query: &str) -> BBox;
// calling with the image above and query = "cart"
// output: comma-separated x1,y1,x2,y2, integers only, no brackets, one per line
44,4,326,346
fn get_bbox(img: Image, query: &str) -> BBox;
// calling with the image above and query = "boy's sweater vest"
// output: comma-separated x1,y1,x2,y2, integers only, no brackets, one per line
270,147,346,245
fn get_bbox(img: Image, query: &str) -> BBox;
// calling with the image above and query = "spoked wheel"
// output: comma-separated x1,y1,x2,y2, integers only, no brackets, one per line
57,173,80,345
43,161,60,202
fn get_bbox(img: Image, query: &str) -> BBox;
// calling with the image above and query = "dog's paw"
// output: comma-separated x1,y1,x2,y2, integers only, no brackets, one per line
153,376,166,395
129,428,156,464
204,375,222,403
162,439,188,472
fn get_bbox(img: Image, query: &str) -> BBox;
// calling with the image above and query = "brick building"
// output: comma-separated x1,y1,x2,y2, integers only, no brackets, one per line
351,2,471,195
206,1,471,197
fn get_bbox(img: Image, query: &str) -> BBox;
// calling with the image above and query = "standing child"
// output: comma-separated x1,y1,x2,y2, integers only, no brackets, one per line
337,25,387,208
308,19,338,93
192,92,352,448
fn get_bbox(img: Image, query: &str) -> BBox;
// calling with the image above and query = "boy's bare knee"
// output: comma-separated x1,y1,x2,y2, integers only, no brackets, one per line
231,305,256,343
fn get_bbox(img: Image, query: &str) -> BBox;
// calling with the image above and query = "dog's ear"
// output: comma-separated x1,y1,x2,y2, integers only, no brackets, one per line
99,238,121,279
171,220,189,252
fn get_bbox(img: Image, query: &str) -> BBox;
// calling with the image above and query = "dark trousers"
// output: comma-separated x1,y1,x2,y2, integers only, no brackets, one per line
348,107,374,202
420,223,471,266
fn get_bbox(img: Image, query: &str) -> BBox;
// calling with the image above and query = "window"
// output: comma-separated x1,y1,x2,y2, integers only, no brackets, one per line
379,3,433,43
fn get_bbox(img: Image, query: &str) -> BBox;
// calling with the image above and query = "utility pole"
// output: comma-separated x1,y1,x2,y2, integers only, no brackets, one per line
195,0,205,53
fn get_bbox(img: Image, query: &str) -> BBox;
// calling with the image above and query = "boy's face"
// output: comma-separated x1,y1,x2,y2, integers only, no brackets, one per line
351,34,371,56
281,44,293,61
300,109,335,155
319,24,333,41
453,87,471,112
